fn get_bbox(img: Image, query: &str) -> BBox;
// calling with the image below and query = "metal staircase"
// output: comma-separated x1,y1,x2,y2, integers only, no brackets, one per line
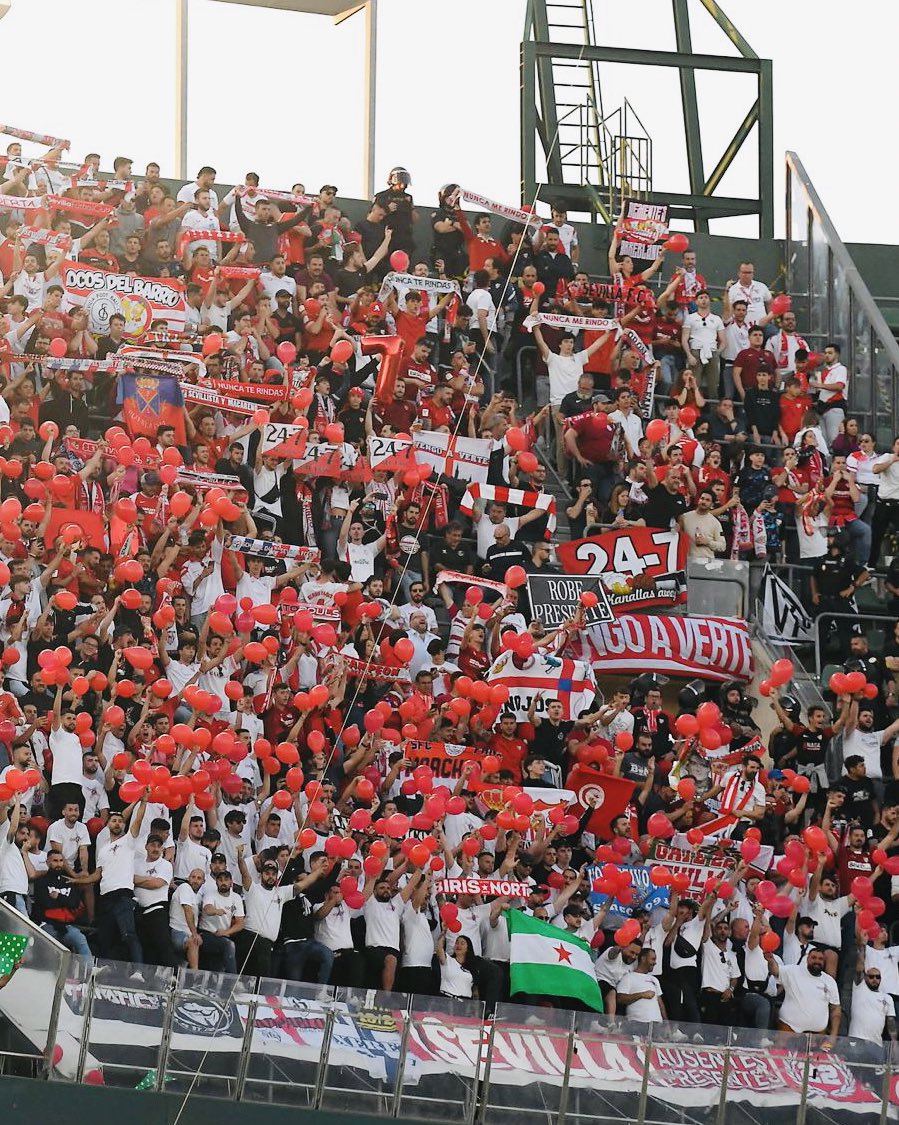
521,0,774,234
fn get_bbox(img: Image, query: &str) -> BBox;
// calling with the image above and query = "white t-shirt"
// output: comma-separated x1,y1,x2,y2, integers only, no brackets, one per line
50,727,86,787
439,955,473,998
259,272,297,304
236,572,277,607
594,948,637,988
0,832,27,894
180,206,222,259
617,971,664,1021
777,962,839,1033
727,280,771,324
316,898,354,951
866,945,899,996
817,363,848,405
81,774,109,821
848,980,893,1043
174,837,212,882
476,515,520,561
47,818,90,866
799,893,851,949
842,728,885,780
134,855,173,908
467,287,497,333
199,887,245,933
96,832,139,896
13,270,47,311
244,881,292,942
177,183,220,210
169,881,199,933
700,939,739,991
874,454,899,502
546,350,588,407
722,318,750,362
363,895,402,949
342,540,377,584
401,902,436,968
669,916,705,969
683,311,724,361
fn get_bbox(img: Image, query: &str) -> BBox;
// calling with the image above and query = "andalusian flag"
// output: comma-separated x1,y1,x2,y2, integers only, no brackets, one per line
506,911,603,1011
0,932,28,975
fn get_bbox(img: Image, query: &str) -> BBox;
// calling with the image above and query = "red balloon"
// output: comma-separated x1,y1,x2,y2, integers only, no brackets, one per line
505,566,527,589
645,418,667,443
330,340,354,364
663,233,689,253
48,337,67,359
276,341,297,365
202,333,224,356
389,250,410,272
517,450,538,474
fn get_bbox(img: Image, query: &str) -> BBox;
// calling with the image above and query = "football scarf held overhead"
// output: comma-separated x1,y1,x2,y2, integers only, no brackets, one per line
458,483,556,538
180,382,257,417
47,196,114,218
223,534,320,562
0,194,45,211
460,189,543,230
377,270,460,303
404,739,484,782
204,379,290,403
522,312,620,334
0,125,69,147
432,570,509,597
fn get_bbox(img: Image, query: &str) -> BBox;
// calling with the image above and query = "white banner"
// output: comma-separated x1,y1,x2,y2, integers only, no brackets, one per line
759,564,814,645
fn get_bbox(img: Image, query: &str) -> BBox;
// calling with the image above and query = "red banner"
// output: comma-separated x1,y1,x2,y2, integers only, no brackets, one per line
556,528,688,612
61,260,186,338
565,765,635,838
404,739,483,782
579,615,754,683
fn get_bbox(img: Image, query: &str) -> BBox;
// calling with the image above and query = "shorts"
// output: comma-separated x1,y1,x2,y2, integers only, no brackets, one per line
170,927,192,949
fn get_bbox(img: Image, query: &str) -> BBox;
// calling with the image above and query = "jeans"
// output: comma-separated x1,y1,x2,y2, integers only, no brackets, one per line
0,892,27,917
657,354,679,392
838,517,872,568
98,892,143,965
41,922,92,960
200,931,237,975
740,990,772,1029
284,938,335,985
820,405,845,447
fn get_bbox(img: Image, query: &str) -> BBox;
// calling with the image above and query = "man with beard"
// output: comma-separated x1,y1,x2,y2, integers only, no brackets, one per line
766,946,840,1042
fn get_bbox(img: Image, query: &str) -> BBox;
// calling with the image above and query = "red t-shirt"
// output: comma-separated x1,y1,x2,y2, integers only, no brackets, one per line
398,359,436,402
569,413,615,463
583,329,615,377
418,398,453,430
733,346,777,391
487,733,528,781
779,393,812,441
395,309,431,354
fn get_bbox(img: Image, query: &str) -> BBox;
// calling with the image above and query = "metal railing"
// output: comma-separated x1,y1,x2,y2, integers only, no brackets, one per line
786,150,899,441
3,939,899,1123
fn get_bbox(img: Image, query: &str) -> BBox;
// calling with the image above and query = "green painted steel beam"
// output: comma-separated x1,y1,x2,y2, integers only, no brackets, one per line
672,0,707,232
758,58,774,237
529,39,763,74
520,40,538,206
530,1,563,185
703,100,759,196
697,0,758,59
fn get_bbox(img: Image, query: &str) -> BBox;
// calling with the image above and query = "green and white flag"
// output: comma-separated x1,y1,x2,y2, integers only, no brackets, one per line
506,910,603,1011
0,933,28,976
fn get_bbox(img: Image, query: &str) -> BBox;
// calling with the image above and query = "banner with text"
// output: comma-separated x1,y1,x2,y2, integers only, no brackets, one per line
556,528,688,612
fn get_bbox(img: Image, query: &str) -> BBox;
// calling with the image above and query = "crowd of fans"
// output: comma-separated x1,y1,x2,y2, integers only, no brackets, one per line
0,142,897,1052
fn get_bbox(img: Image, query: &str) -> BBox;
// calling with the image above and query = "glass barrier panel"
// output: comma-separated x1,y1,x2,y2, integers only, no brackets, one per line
832,261,852,359
80,959,173,1090
810,218,830,345
48,950,92,1083
723,1025,811,1125
317,986,409,1116
0,900,68,1077
242,977,334,1108
802,1032,887,1125
641,1018,726,1125
788,175,811,327
161,967,257,1100
852,301,874,427
399,993,483,1124
566,1012,648,1125
482,1003,575,1125
872,334,896,447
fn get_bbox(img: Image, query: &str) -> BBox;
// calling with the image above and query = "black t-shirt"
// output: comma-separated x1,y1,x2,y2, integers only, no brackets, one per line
430,207,467,275
620,750,653,784
642,482,687,530
532,719,573,767
483,542,531,583
842,777,877,829
790,723,834,767
813,556,864,598
431,540,474,575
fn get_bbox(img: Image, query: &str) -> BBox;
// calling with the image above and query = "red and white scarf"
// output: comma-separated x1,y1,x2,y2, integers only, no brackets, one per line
459,483,556,538
460,189,542,230
0,125,69,147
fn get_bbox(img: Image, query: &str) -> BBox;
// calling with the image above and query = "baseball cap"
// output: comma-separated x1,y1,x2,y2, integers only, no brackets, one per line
767,769,785,781
320,184,338,194
797,916,817,927
530,884,551,896
261,860,279,872
592,392,612,404
210,852,227,863
255,195,270,204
